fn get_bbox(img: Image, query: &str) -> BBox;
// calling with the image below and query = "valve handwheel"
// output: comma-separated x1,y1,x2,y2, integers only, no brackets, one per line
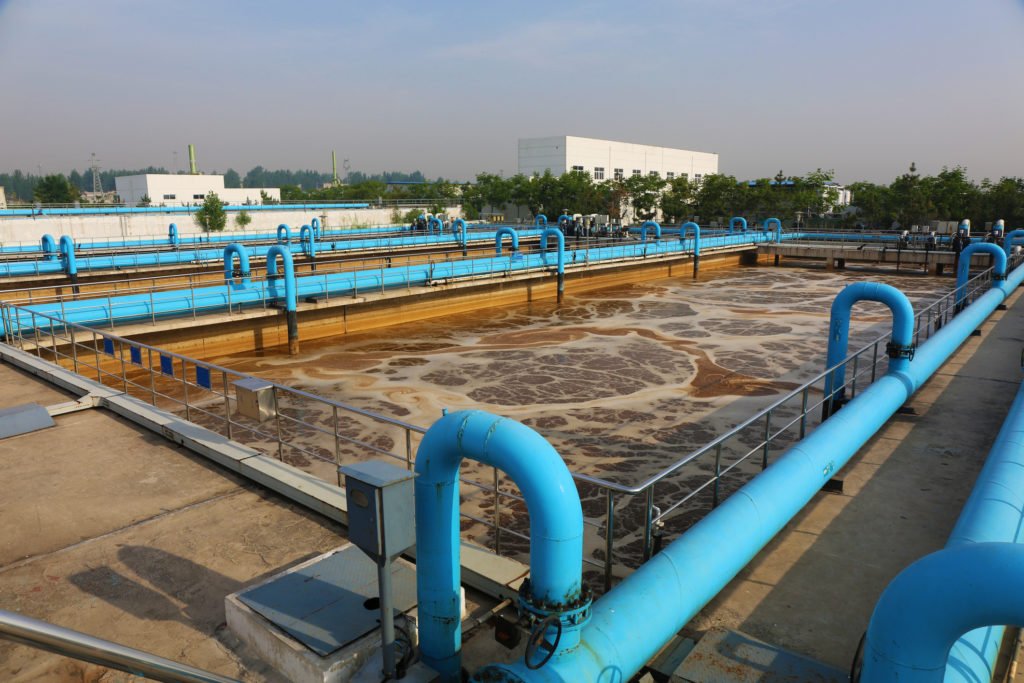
524,614,562,670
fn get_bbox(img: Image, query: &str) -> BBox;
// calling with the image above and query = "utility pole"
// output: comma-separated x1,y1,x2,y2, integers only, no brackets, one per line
90,153,102,194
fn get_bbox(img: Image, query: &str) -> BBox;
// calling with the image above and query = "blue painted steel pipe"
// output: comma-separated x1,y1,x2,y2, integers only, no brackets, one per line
764,217,782,242
473,264,1024,683
300,224,317,262
453,218,468,256
540,228,565,300
277,224,291,244
40,234,56,261
535,214,548,228
223,244,250,285
415,410,586,681
311,217,321,239
729,216,747,233
955,243,1006,307
58,236,76,279
861,543,1024,682
429,216,443,234
266,245,299,354
495,227,519,255
1004,228,1024,256
822,282,915,416
640,220,661,243
168,223,179,246
556,214,572,228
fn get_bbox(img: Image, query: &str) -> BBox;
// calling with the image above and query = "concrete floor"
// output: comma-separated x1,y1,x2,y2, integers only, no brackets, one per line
0,361,345,682
692,287,1024,673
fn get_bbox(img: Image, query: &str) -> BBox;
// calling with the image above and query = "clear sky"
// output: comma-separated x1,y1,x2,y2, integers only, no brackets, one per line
1,0,1021,184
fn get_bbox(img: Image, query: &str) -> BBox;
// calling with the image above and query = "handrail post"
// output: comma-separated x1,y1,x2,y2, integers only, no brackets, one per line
493,467,502,556
799,386,809,439
181,358,191,422
275,387,283,460
712,443,723,507
762,409,772,470
222,371,232,439
148,348,156,405
604,489,616,592
642,486,655,561
91,329,101,382
851,353,859,398
333,405,342,486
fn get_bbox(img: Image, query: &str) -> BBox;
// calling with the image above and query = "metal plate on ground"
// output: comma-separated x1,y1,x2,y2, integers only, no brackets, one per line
673,628,846,683
0,403,55,439
237,545,417,657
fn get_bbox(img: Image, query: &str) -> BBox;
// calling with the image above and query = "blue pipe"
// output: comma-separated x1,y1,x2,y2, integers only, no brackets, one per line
1003,228,1024,256
473,265,1024,683
428,216,443,234
540,228,565,300
822,282,915,415
168,223,179,246
764,217,782,242
58,236,77,279
266,245,299,354
495,227,519,255
681,222,701,257
415,410,586,681
640,220,661,243
277,224,291,244
729,216,747,234
453,218,468,256
40,234,56,261
311,217,321,239
861,543,1024,682
556,214,572,228
223,244,250,285
955,242,1006,307
535,214,548,228
299,224,317,261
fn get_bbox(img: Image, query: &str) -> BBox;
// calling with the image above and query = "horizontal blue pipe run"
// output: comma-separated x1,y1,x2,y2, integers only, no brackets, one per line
478,261,1024,682
8,230,780,332
0,202,369,217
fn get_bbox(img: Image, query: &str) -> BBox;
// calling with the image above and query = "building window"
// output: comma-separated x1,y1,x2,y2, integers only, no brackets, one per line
681,173,688,181
193,194,205,200
571,165,585,173
593,167,605,180
163,194,176,200
666,172,675,181
632,169,642,177
613,168,624,181
695,174,703,183
649,171,660,178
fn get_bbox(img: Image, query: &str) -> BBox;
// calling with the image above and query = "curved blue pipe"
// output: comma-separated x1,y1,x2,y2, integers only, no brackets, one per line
311,217,321,239
956,242,1007,307
764,217,782,242
495,227,519,255
299,224,317,259
58,236,77,278
729,216,747,234
822,282,915,409
276,224,291,244
640,220,661,243
40,234,57,261
415,410,585,680
862,543,1024,682
540,228,565,298
556,214,572,228
428,216,443,235
681,221,701,257
1003,228,1024,256
453,218,467,245
168,223,179,246
535,214,548,228
223,243,250,285
265,246,296,312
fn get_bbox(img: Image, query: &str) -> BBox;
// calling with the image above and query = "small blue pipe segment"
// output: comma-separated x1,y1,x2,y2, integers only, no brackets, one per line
58,236,77,278
729,216,747,234
299,224,317,259
168,223,179,246
1003,228,1024,256
311,217,320,238
681,221,700,257
223,243,250,285
640,220,661,243
453,218,467,247
535,214,548,228
764,217,782,242
277,224,291,244
40,234,57,261
428,216,443,234
822,282,915,413
955,242,1007,307
556,214,572,228
495,227,519,255
861,543,1024,682
540,227,565,299
266,245,299,353
959,219,971,236
415,410,586,681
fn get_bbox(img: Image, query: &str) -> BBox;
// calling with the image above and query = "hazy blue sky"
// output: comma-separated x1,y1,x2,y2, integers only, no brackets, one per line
1,0,1021,183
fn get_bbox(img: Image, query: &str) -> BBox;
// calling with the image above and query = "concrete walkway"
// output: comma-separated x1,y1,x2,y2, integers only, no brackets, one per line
691,287,1024,672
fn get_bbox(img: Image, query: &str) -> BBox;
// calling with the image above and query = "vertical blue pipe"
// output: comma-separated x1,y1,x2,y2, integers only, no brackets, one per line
415,410,586,681
40,234,57,261
428,216,443,234
861,543,1024,682
277,223,291,244
764,217,782,242
223,243,250,285
266,245,298,354
168,223,179,246
955,242,1007,307
729,216,747,234
822,282,915,417
59,236,79,294
682,221,701,278
299,224,317,261
311,217,321,239
453,218,468,256
495,227,519,255
535,214,548,228
556,214,572,229
640,220,661,243
1003,228,1024,257
540,228,565,300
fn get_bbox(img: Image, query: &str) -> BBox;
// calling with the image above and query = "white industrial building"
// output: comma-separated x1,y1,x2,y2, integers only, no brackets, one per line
114,174,281,207
518,136,719,183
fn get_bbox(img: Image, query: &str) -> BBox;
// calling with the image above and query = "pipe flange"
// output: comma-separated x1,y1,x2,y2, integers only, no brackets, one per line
885,341,916,361
517,579,593,629
994,273,1007,281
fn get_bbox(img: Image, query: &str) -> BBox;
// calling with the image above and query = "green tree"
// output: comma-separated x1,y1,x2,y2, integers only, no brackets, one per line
692,174,741,224
224,168,242,188
194,192,227,232
624,174,665,221
259,189,279,205
137,194,152,207
846,182,891,228
234,210,252,229
33,174,78,204
660,176,694,222
889,162,934,228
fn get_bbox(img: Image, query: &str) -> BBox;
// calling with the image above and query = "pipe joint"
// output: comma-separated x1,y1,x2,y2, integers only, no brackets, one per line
518,578,592,629
886,341,916,361
994,273,1007,281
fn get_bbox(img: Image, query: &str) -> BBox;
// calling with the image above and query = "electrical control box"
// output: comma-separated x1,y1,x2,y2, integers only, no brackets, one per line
339,460,417,564
233,377,276,422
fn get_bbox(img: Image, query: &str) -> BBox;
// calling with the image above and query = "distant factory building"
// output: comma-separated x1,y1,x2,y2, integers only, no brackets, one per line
114,174,280,207
518,135,719,183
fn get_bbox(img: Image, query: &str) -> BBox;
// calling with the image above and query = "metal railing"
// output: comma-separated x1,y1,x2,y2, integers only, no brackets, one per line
3,256,1009,596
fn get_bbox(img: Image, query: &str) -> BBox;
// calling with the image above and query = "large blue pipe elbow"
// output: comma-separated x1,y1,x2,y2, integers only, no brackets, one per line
956,243,1007,306
277,223,291,244
265,246,296,312
535,214,548,228
58,236,76,277
640,220,661,243
495,227,519,255
223,243,250,285
428,216,443,234
168,223,179,246
556,214,572,228
415,410,585,681
681,222,700,257
862,543,1024,682
823,282,915,408
540,228,565,296
729,216,747,234
40,234,57,261
1004,228,1024,256
311,217,320,238
300,224,316,259
453,218,467,244
764,217,782,242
